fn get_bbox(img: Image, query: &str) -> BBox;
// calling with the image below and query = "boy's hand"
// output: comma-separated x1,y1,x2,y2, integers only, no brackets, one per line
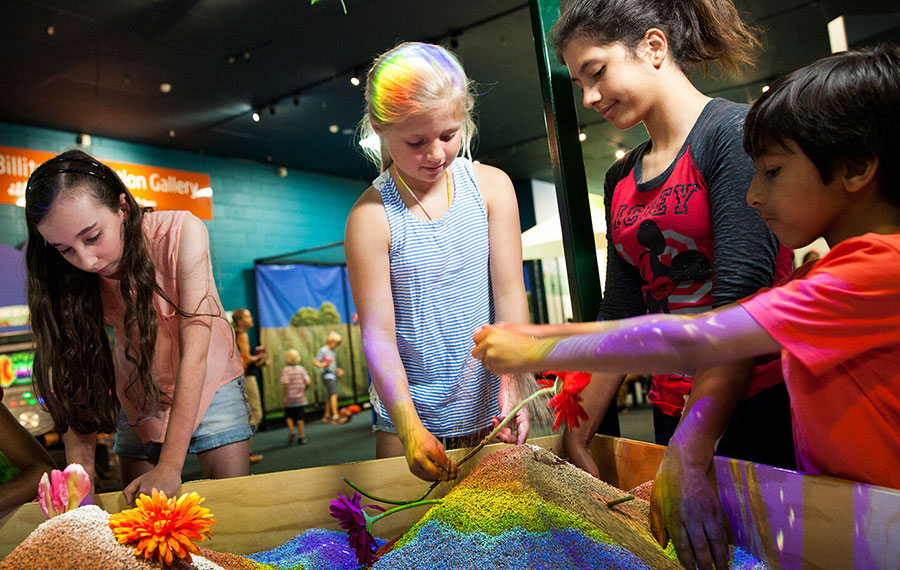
650,445,729,570
472,324,556,374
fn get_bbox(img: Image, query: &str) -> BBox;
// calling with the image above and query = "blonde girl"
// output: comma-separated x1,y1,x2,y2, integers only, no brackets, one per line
345,42,529,481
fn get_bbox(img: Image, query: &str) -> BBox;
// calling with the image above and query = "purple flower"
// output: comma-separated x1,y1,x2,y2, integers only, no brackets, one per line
330,492,384,566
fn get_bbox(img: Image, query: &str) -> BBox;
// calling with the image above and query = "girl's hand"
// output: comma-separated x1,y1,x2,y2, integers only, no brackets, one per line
494,375,530,444
472,324,556,374
402,425,459,482
562,422,600,479
336,368,344,376
122,464,182,505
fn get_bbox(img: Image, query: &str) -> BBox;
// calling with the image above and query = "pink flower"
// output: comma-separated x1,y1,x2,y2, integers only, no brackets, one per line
37,463,90,519
330,492,383,566
538,371,591,431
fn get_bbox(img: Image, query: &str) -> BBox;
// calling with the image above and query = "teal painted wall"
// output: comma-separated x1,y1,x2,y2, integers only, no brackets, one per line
0,121,366,313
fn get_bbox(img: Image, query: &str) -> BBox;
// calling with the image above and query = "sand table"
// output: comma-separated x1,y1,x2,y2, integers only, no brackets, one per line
2,445,768,569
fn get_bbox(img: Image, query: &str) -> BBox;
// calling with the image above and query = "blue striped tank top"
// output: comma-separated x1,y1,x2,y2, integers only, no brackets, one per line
371,157,498,437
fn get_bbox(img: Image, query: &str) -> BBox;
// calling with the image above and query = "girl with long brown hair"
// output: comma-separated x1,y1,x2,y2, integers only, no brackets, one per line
25,150,251,503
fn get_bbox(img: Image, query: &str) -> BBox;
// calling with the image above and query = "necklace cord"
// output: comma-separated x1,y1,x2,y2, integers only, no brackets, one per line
393,165,452,221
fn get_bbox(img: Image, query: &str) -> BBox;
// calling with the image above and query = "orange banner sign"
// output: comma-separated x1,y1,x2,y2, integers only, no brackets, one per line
0,146,213,219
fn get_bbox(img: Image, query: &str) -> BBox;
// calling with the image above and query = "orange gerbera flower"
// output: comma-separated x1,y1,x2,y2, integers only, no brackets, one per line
108,490,215,566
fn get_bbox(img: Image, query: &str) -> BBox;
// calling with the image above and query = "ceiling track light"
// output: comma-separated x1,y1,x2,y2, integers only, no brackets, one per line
252,111,261,122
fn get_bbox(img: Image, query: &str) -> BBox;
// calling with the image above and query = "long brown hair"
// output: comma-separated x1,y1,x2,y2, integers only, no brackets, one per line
25,150,162,434
553,0,761,76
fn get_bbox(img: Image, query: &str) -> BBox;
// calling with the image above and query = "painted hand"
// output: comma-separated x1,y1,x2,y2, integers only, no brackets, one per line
402,425,459,482
471,324,556,374
650,445,729,570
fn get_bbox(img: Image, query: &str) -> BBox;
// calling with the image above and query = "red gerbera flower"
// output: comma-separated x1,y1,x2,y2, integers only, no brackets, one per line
538,370,591,431
330,492,384,566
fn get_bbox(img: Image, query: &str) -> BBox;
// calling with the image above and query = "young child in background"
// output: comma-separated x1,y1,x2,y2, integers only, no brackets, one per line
281,349,311,444
345,42,530,482
473,45,900,570
0,387,55,514
25,150,251,503
551,0,794,476
313,332,346,425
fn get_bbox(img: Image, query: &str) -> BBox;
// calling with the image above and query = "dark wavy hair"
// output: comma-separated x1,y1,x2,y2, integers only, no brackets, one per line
552,0,760,76
25,150,162,434
744,44,900,204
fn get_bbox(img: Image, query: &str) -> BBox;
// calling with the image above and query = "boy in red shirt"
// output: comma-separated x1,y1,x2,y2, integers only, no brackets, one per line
472,45,900,570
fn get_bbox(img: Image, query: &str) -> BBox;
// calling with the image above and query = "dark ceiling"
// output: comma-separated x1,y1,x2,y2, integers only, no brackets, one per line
1,0,897,194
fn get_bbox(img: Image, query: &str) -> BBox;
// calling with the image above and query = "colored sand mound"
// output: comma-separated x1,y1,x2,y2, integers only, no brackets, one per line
246,528,387,570
1,445,767,569
374,444,679,569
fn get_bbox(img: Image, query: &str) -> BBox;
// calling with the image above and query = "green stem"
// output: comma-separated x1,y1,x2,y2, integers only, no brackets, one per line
606,494,636,507
365,499,443,534
342,477,440,506
344,383,558,506
455,386,557,468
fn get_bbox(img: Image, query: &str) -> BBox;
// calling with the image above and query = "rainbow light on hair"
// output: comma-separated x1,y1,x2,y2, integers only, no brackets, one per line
370,43,466,125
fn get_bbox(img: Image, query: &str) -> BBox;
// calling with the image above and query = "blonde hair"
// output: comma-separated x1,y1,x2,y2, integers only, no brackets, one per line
359,42,477,172
326,331,342,344
285,348,301,366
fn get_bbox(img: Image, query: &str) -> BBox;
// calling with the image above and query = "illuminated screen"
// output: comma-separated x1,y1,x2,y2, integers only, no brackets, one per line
0,350,34,389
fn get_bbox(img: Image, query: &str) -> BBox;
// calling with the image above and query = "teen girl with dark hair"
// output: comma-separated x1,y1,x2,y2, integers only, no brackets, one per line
542,0,796,475
25,150,251,503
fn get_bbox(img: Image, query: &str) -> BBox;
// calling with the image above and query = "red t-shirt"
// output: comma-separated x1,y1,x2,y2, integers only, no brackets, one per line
740,233,900,489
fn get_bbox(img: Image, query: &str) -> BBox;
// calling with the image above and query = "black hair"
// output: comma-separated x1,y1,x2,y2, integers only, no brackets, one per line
744,44,900,203
552,0,760,75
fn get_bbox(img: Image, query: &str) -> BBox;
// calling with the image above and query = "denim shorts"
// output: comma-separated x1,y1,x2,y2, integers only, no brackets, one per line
114,377,253,460
322,373,338,396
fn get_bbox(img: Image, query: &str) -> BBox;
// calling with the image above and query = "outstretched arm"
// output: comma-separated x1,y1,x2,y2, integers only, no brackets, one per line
345,188,457,482
473,304,780,376
478,164,531,444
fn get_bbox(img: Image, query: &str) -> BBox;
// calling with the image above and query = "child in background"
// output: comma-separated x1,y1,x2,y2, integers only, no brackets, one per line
25,150,251,503
232,308,267,463
281,349,311,444
231,309,268,463
313,332,346,424
551,0,794,476
0,387,55,514
473,45,900,570
345,42,530,482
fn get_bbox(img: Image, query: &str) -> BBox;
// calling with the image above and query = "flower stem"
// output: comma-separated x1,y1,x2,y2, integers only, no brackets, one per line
344,384,557,506
365,499,443,534
342,477,440,506
455,386,556,468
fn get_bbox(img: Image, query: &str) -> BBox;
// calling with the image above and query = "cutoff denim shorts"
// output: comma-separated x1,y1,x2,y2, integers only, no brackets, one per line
113,376,253,460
